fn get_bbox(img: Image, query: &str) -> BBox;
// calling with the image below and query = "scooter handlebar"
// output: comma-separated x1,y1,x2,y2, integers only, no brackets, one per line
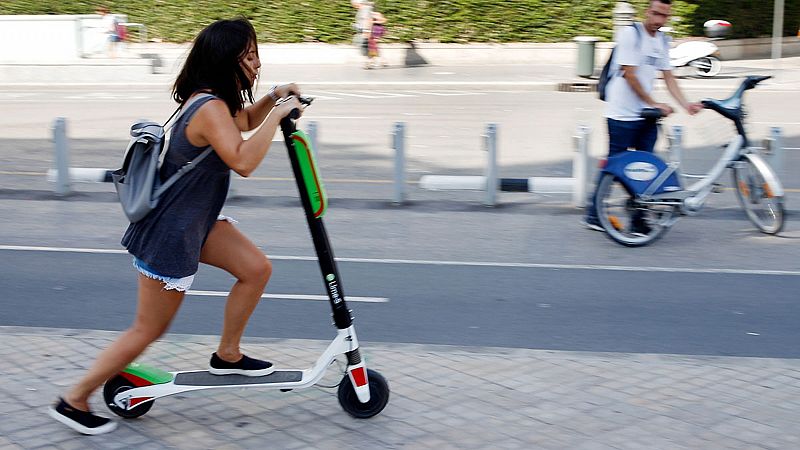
289,96,314,120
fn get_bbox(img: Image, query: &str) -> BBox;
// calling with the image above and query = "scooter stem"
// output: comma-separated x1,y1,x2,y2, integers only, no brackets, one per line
280,114,353,331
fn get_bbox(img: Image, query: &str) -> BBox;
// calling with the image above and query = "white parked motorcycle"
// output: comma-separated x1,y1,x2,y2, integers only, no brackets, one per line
669,40,721,77
663,20,731,78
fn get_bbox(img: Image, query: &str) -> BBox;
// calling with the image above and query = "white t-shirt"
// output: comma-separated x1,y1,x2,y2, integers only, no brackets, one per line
605,23,672,121
355,3,373,32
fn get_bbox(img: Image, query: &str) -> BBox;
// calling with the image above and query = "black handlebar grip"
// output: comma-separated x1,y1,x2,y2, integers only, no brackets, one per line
640,107,664,120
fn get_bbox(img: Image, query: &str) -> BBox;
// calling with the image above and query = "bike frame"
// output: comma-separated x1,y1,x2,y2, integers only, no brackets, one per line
110,103,372,412
644,130,782,214
646,134,746,211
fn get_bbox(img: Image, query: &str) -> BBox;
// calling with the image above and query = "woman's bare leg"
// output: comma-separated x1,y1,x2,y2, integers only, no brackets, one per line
200,220,272,362
63,275,184,411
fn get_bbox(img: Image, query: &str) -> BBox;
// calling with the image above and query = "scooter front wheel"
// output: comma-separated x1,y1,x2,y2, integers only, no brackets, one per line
103,375,154,418
693,56,721,77
337,369,390,418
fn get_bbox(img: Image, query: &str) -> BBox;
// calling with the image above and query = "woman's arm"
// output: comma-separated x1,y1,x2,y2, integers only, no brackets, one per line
186,96,303,177
233,83,300,132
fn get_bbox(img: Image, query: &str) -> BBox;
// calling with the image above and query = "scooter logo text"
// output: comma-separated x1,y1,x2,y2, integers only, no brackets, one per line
326,274,342,304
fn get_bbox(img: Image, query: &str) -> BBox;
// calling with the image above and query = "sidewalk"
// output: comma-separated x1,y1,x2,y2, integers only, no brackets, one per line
1,326,799,449
1,41,799,89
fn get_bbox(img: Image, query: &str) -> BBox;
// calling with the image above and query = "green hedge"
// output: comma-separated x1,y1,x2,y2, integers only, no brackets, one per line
1,1,797,43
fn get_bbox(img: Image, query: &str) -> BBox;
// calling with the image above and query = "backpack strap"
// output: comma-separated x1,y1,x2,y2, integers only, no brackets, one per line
165,93,216,130
154,93,217,198
614,23,643,77
153,146,214,197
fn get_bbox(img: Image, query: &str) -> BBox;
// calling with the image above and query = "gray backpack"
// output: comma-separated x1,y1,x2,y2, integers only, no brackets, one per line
112,94,214,223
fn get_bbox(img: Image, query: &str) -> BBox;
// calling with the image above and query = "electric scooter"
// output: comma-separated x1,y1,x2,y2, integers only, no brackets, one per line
101,96,390,420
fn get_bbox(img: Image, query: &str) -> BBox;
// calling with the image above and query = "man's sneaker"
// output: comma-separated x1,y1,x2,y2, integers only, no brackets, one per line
209,353,275,376
48,398,117,435
631,221,652,237
581,216,605,232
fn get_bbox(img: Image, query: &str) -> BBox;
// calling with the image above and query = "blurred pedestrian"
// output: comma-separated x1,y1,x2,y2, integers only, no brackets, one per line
48,17,304,435
351,0,372,60
96,6,121,58
366,7,388,69
352,1,388,69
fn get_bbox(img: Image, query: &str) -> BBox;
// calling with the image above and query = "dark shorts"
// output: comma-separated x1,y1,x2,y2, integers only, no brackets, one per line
607,118,658,156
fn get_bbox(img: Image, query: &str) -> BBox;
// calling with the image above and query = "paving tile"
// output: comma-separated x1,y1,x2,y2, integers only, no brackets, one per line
3,326,800,449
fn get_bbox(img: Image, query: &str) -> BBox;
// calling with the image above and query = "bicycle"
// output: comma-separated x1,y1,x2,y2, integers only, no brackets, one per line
595,75,785,247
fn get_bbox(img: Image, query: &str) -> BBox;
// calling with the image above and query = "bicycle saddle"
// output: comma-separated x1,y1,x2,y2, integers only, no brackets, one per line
701,75,771,121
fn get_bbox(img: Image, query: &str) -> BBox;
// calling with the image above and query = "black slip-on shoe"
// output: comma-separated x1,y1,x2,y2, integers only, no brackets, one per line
209,352,275,376
48,398,117,435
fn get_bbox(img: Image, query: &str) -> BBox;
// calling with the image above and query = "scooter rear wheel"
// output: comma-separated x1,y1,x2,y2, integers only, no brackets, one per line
337,369,390,418
103,374,154,418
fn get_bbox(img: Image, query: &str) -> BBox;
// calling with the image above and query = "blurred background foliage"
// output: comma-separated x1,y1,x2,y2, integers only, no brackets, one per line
1,1,797,43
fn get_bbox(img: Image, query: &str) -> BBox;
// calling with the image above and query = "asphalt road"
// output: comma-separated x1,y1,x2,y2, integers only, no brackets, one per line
2,78,799,363
2,248,799,358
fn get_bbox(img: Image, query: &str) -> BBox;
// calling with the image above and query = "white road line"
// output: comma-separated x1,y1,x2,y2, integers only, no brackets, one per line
313,90,387,99
2,245,799,276
0,245,128,254
297,93,341,101
302,116,372,120
361,91,414,98
404,90,484,96
188,290,388,303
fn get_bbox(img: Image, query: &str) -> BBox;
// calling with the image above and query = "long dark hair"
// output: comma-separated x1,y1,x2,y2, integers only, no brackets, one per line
173,18,257,115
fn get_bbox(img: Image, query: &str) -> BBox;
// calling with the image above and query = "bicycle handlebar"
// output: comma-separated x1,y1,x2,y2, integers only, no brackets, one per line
700,75,770,140
701,75,770,116
640,107,665,120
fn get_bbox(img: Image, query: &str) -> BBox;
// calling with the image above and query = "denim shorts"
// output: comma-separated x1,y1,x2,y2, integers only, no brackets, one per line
130,215,236,291
132,257,195,292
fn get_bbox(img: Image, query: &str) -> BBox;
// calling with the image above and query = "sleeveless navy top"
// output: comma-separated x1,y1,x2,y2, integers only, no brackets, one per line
121,94,230,277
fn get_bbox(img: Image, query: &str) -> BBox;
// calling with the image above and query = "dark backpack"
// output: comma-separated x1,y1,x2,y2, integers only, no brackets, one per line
598,24,643,101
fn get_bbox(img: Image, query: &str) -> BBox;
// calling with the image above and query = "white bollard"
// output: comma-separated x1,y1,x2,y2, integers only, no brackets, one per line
53,117,71,196
668,125,683,166
484,123,498,207
763,127,783,170
392,122,407,205
572,124,591,208
308,121,319,159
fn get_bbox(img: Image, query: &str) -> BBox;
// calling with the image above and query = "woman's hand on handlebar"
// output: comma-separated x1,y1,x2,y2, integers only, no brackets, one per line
274,96,304,119
273,83,301,99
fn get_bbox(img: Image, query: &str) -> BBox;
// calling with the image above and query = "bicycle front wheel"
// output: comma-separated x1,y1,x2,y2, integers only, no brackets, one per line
733,156,785,234
595,173,676,247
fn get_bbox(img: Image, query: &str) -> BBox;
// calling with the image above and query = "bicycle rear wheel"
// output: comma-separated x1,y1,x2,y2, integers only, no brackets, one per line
733,156,785,234
595,173,677,247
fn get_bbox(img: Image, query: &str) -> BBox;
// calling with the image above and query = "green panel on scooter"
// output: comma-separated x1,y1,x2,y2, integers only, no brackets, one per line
123,362,174,385
291,130,327,218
